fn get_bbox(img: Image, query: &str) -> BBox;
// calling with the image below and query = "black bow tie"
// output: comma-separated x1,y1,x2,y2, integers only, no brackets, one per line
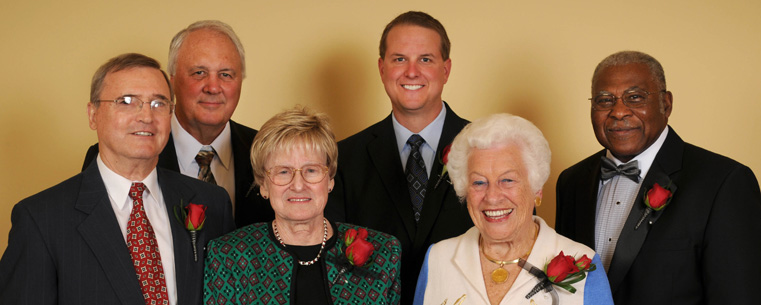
600,156,641,183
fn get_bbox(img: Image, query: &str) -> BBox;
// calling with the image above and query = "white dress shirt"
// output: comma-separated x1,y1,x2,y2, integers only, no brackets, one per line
392,102,446,178
594,127,669,269
96,155,177,305
171,115,236,211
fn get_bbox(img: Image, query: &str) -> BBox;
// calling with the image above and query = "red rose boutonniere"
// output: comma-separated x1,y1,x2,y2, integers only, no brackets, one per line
635,182,674,230
174,202,207,261
344,228,375,267
434,144,452,189
543,251,596,294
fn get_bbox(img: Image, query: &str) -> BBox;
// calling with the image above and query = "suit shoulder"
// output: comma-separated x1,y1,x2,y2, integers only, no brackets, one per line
338,119,386,149
683,142,748,169
559,151,604,179
15,173,85,211
230,120,258,139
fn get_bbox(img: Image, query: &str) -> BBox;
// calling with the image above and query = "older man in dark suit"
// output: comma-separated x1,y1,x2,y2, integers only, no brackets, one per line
0,53,235,304
555,50,761,304
325,11,473,304
83,20,272,228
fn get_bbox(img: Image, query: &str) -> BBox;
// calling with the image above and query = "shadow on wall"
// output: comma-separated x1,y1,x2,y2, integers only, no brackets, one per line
310,43,380,140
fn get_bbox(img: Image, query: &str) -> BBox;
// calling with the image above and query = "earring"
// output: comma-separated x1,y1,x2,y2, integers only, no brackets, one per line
262,194,269,199
534,197,542,207
328,188,332,192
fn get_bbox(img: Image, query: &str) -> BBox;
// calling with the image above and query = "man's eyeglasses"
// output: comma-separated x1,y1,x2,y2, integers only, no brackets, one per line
590,89,665,111
265,165,329,186
96,96,174,115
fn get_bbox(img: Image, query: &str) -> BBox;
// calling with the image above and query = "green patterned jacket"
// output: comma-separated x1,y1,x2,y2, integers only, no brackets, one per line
204,222,401,304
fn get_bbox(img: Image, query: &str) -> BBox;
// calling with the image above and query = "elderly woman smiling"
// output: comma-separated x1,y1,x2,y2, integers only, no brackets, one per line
414,114,613,305
204,106,401,304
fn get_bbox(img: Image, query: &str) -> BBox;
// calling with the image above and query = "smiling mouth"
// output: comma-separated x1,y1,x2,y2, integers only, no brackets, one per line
402,84,423,90
133,131,154,136
483,209,513,220
288,198,310,202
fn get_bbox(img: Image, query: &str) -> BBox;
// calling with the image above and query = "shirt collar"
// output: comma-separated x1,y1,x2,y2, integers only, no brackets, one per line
605,126,669,180
392,102,446,154
171,114,233,171
96,154,161,211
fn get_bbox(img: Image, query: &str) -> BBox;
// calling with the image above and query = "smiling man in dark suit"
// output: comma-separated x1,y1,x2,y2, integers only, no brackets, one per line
325,11,473,304
83,20,272,228
555,50,761,304
0,53,235,304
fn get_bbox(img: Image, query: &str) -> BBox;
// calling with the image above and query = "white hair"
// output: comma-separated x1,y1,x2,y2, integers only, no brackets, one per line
447,113,551,202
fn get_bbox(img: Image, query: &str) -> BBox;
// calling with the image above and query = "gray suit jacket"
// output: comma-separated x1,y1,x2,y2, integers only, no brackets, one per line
0,163,235,304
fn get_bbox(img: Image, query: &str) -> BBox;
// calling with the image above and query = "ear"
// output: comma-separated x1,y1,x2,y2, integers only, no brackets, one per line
662,90,673,119
259,182,270,199
442,58,452,84
328,178,335,193
87,102,98,130
535,189,543,200
378,57,385,77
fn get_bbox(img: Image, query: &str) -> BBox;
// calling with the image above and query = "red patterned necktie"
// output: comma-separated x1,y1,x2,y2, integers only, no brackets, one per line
127,182,169,305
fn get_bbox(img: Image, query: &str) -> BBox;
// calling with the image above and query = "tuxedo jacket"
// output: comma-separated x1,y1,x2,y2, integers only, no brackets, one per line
555,127,761,304
82,120,274,228
325,103,473,304
0,163,236,304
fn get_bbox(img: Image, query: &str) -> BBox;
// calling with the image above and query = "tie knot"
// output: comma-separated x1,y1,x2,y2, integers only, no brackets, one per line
129,182,145,200
600,156,641,183
407,134,425,149
195,149,215,167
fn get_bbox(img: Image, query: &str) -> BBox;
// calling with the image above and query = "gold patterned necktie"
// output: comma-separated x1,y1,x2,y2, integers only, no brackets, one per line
195,148,217,185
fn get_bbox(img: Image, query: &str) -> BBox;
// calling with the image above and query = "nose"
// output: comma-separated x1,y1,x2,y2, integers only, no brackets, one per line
483,182,502,203
608,98,633,120
203,76,222,95
404,62,419,78
289,171,306,191
135,101,154,123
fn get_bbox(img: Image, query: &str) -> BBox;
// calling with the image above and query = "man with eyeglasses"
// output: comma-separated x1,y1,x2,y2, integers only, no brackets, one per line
0,53,235,304
555,50,761,305
83,20,273,228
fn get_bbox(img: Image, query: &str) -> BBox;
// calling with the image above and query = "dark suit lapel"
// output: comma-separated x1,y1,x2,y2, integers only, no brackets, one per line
607,128,682,292
577,152,605,248
367,115,418,240
76,163,145,304
159,135,181,172
157,169,201,305
414,104,467,248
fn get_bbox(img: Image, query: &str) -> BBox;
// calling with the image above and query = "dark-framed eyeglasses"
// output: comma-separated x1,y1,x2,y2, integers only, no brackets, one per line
96,96,174,115
590,89,665,111
265,165,329,186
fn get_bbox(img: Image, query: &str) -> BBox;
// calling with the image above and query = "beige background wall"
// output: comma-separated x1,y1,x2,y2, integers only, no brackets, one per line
1,0,759,253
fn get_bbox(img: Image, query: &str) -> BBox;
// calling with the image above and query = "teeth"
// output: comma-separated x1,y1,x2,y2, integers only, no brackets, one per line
484,209,513,218
402,85,423,90
289,198,309,202
134,131,153,136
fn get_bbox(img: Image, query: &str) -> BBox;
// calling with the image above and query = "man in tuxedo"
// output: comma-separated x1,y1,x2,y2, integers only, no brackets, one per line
325,11,473,304
0,53,235,304
83,20,272,228
555,50,761,304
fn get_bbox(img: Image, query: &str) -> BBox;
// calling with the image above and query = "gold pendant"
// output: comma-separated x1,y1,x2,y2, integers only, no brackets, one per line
491,266,508,283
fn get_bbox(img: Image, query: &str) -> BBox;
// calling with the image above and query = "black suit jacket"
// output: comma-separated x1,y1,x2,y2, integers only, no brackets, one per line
0,163,236,304
326,103,473,304
82,120,274,227
556,127,761,304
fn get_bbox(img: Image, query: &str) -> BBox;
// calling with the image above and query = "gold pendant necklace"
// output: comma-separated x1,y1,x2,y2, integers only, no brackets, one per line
479,226,538,283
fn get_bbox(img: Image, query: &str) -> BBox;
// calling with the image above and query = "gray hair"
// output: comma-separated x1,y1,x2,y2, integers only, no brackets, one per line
90,53,172,104
447,113,551,202
167,20,246,78
592,50,666,92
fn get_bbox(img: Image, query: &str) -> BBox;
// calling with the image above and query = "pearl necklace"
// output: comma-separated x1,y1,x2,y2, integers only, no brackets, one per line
273,218,328,266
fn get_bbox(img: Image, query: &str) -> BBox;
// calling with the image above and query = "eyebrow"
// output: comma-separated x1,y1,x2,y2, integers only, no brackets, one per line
594,86,645,95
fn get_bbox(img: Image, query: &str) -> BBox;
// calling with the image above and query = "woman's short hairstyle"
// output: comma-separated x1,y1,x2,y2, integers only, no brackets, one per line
447,113,551,201
250,106,337,187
